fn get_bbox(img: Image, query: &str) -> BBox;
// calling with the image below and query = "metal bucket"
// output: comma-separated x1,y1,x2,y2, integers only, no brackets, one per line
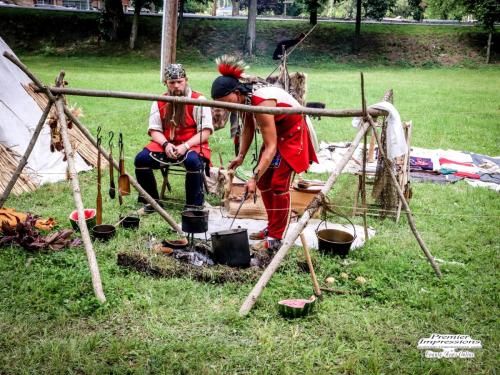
211,227,250,268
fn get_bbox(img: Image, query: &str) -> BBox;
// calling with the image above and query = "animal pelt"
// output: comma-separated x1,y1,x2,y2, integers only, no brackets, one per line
266,72,308,105
211,107,230,131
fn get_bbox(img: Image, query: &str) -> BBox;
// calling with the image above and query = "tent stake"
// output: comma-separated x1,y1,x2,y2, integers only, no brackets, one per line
0,102,53,207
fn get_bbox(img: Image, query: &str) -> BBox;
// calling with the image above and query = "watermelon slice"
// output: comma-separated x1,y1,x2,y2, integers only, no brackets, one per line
69,209,96,231
278,295,317,318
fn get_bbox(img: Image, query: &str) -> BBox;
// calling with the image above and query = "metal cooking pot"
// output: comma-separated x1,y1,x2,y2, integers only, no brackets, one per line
211,227,250,268
181,210,209,233
316,214,356,257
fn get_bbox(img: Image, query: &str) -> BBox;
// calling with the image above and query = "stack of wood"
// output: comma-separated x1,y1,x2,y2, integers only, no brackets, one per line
0,144,38,196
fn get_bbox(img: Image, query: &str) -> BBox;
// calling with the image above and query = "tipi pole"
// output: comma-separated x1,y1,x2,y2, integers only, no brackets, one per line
54,73,106,303
239,121,371,316
366,115,442,278
0,102,53,207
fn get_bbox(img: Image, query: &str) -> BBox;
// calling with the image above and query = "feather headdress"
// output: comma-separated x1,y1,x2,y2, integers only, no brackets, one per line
215,55,249,79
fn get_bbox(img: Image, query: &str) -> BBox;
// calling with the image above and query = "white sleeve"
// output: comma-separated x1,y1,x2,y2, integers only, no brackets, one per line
193,96,214,133
147,102,162,134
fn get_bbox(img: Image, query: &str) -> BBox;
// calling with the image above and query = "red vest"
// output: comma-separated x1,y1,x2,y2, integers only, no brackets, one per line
251,96,318,174
145,91,211,161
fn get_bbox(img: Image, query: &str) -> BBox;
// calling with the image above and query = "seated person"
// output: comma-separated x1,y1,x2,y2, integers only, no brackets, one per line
134,63,213,212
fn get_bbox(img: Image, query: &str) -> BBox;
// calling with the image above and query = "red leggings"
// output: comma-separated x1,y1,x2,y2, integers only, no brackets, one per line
257,158,294,240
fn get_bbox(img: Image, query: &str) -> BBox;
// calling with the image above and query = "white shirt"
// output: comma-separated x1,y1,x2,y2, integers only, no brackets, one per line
148,87,214,134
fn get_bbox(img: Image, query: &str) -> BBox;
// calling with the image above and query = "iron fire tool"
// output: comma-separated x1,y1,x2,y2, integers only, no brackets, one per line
108,131,115,199
229,191,248,229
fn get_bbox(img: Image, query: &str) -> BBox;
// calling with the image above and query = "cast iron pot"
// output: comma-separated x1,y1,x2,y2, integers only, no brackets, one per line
211,228,250,268
120,216,140,230
181,210,209,233
92,224,116,242
316,216,356,257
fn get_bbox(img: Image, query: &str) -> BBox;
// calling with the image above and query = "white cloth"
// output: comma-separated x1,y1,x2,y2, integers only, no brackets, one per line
148,87,213,134
352,101,407,160
193,207,376,249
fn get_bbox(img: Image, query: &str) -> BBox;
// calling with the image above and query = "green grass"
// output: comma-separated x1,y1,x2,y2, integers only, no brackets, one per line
0,55,499,374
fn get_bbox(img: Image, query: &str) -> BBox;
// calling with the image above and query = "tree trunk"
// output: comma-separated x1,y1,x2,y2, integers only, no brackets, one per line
178,0,185,33
231,0,239,16
245,0,257,56
104,0,125,41
129,10,140,49
355,0,361,37
309,0,318,25
486,32,492,64
212,0,217,16
354,0,362,51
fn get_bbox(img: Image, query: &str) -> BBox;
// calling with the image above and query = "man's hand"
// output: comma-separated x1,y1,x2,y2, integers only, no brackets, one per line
228,154,244,171
173,143,189,157
245,177,257,200
164,143,178,159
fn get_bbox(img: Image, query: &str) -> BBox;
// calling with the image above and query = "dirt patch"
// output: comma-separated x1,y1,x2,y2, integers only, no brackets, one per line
117,250,263,284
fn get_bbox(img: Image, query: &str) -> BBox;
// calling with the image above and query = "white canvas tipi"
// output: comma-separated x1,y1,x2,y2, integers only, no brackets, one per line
0,37,91,194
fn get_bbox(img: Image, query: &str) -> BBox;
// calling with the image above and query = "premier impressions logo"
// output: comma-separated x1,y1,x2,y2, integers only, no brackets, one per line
417,334,482,359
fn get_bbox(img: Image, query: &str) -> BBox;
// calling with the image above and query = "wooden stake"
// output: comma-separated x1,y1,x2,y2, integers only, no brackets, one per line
0,102,53,207
360,73,369,240
239,121,370,316
54,78,106,304
366,115,442,278
299,232,321,298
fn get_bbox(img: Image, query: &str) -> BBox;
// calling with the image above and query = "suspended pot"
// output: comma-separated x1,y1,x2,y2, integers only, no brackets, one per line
211,227,250,268
181,210,209,234
316,215,356,257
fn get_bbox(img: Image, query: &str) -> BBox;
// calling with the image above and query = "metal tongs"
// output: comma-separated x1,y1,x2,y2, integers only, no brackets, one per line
229,191,248,229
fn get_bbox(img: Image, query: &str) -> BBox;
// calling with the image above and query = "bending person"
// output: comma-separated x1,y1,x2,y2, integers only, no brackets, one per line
211,56,318,251
135,64,213,212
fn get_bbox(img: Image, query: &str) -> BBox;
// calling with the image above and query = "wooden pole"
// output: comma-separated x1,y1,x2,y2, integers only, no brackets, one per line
2,51,183,234
46,87,388,119
239,121,370,316
160,0,179,81
366,115,442,278
360,73,369,240
299,232,321,298
54,75,106,304
0,102,53,208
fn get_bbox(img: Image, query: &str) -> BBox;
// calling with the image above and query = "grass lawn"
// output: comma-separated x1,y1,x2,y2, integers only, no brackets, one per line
0,55,499,374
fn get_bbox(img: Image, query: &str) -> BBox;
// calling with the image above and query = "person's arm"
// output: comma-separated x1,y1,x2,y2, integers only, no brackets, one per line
228,112,255,170
245,100,277,198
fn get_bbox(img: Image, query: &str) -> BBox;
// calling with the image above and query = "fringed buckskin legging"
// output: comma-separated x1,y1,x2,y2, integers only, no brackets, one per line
256,156,294,240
